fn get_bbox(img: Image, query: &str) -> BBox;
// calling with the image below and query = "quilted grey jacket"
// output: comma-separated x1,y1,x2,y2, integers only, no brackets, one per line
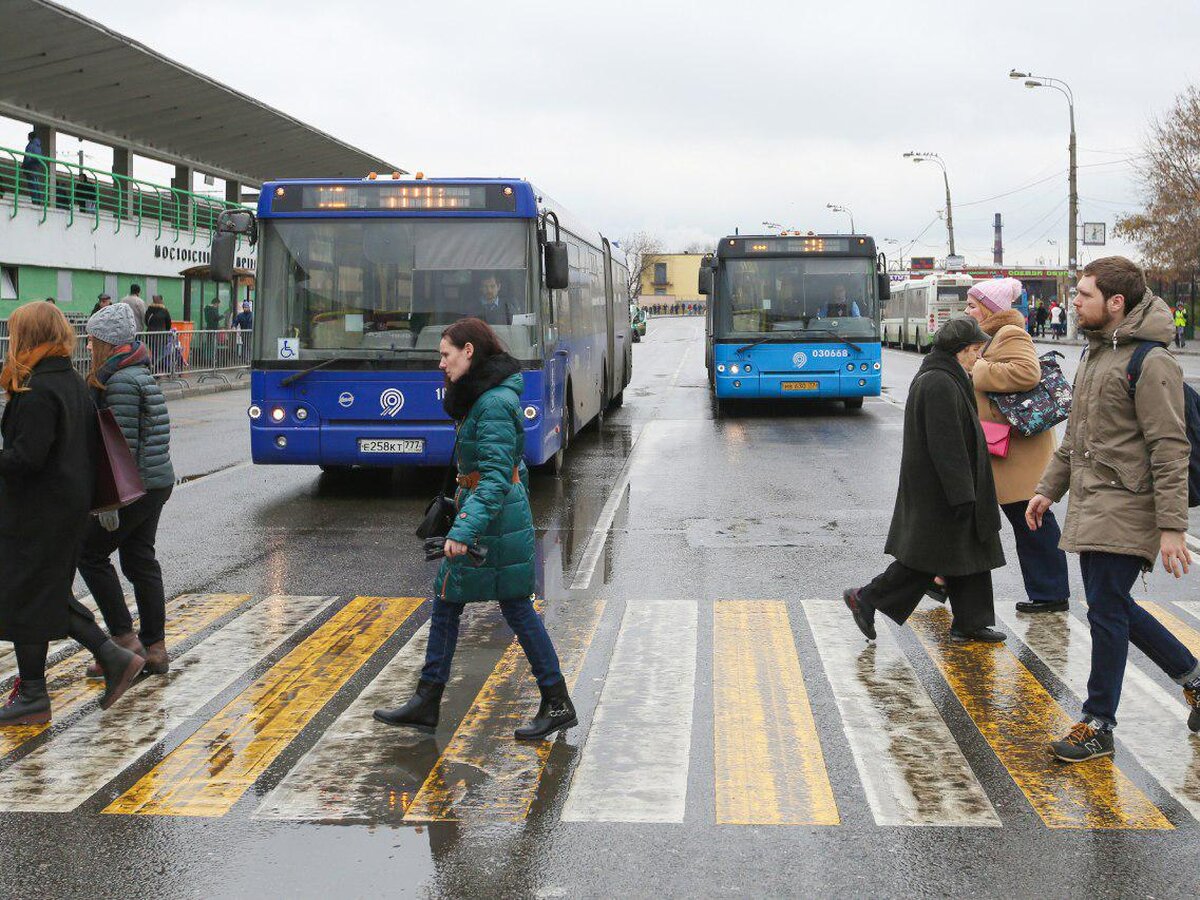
102,364,175,490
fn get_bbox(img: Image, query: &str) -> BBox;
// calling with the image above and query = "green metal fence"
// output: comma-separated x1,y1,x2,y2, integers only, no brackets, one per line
0,145,243,242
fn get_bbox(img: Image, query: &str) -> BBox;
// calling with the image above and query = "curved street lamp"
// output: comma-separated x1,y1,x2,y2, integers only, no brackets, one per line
825,203,855,233
1009,69,1077,281
903,151,955,256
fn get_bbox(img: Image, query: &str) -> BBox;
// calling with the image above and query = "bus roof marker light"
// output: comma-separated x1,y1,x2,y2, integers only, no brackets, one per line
367,172,378,180
415,172,425,180
391,172,401,179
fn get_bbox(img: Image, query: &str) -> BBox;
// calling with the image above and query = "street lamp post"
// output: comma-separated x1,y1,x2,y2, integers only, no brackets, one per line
903,151,955,257
1047,239,1060,267
825,203,855,233
1009,69,1077,285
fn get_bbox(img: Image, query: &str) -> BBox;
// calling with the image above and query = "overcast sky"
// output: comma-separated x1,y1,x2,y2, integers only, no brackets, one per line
12,1,1199,265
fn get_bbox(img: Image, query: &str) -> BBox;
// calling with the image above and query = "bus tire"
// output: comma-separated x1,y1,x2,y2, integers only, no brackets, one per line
609,389,624,409
536,401,572,477
844,397,864,411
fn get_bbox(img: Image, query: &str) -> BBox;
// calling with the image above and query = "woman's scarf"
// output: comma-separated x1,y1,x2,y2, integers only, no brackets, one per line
442,352,521,421
0,342,70,397
95,341,151,386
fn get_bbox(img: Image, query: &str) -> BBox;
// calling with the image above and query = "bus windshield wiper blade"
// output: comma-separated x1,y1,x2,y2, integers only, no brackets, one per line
279,356,351,387
802,329,862,353
735,333,803,353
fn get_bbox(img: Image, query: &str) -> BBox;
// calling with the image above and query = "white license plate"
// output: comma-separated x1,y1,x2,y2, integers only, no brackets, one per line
357,438,424,455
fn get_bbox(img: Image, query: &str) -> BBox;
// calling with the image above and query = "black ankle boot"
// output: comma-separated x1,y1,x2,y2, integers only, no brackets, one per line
0,678,51,726
514,678,577,741
373,679,444,733
96,640,145,711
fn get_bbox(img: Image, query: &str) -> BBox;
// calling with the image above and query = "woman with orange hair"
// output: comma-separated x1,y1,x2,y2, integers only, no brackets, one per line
0,301,145,725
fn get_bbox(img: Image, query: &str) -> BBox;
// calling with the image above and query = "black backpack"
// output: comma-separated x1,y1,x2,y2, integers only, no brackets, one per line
1126,340,1200,508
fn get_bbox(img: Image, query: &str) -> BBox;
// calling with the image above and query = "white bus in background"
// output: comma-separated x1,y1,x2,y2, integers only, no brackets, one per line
881,272,976,352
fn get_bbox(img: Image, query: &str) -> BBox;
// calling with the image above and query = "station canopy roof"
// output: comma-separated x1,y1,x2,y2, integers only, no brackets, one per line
0,0,402,186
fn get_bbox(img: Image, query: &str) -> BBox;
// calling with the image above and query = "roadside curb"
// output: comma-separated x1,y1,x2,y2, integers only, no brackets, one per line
161,379,250,403
1032,337,1200,358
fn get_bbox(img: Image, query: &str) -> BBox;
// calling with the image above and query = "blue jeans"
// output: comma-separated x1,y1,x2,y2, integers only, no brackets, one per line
1080,552,1200,726
1000,502,1070,603
421,598,564,688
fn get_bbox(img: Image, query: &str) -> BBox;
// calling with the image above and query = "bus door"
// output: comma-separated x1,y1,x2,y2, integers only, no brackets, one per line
601,237,616,402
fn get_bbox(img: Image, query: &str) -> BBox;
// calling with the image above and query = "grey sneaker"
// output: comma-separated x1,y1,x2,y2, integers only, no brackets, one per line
1049,720,1114,763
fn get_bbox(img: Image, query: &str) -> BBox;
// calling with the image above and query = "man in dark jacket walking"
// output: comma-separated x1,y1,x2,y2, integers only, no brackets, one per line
844,317,1007,643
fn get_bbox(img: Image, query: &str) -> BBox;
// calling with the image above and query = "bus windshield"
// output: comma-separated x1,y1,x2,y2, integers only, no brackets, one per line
255,218,538,363
717,257,878,338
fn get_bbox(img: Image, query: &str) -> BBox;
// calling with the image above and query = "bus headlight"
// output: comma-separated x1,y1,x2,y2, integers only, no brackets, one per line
859,379,867,387
275,435,288,448
717,364,726,373
742,364,751,372
860,363,869,371
846,363,855,372
270,407,286,423
523,405,538,420
248,405,262,420
873,362,881,370
730,365,740,374
295,407,309,421
733,380,741,388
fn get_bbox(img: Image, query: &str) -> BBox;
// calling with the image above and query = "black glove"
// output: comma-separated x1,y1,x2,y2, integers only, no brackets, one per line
423,538,488,565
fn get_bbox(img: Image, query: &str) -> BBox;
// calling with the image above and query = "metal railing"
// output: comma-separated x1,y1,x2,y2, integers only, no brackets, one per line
0,326,250,390
0,145,247,244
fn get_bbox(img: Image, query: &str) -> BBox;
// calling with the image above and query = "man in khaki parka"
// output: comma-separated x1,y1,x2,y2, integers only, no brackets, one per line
1027,256,1200,762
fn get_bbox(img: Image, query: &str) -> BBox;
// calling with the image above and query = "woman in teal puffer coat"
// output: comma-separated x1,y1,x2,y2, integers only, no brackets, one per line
375,318,576,741
78,302,176,677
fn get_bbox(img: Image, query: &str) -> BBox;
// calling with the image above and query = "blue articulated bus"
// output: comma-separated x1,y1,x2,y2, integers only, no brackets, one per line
212,177,631,474
700,234,890,410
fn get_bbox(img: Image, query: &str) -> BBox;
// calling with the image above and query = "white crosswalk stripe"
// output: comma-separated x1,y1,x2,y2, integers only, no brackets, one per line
561,599,698,823
804,600,1000,826
0,595,334,813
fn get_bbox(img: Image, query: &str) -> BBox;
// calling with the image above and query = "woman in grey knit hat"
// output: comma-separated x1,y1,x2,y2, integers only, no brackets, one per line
78,302,177,677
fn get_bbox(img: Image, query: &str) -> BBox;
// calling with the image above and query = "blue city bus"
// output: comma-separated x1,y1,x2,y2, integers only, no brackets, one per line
213,177,631,474
700,234,890,410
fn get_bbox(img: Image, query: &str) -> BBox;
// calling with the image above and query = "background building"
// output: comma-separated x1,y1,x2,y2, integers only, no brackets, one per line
639,252,705,309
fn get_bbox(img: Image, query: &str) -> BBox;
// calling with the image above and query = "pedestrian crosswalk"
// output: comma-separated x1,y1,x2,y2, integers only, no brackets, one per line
2,592,1199,830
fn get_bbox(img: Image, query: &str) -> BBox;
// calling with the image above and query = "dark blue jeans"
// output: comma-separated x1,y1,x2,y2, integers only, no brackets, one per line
1080,551,1200,727
1000,501,1070,604
421,597,564,688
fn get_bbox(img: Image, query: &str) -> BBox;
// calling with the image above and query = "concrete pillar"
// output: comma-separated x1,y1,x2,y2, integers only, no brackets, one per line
172,163,193,229
31,124,56,205
112,146,133,217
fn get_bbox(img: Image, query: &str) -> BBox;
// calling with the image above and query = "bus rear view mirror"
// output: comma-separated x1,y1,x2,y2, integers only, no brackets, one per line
210,231,236,284
877,273,891,301
698,267,713,295
545,241,570,290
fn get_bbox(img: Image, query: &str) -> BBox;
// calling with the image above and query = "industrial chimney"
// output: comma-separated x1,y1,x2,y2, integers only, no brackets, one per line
993,213,1003,266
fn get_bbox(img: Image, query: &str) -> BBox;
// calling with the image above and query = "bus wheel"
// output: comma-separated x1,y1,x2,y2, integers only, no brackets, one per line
844,397,864,411
609,389,624,409
537,399,572,477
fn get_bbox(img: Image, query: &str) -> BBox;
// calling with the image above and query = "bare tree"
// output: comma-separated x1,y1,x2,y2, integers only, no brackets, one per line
682,241,715,255
1116,85,1200,276
619,232,664,302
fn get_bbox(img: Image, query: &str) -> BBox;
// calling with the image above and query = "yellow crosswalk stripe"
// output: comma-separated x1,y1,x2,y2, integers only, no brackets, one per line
1140,601,1200,659
403,599,604,823
0,593,251,758
104,596,422,817
910,608,1171,830
714,601,838,825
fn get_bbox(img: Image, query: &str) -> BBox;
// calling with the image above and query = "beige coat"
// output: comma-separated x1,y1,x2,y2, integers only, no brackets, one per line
971,309,1057,505
1035,293,1190,564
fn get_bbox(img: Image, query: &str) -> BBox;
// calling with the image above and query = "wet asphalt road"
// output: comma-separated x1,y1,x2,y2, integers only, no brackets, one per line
2,318,1200,899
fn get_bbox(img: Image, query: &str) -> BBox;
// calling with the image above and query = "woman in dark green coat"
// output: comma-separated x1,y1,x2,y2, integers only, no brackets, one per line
375,318,576,741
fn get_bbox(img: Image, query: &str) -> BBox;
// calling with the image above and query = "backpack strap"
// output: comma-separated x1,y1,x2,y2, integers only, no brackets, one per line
1125,340,1171,398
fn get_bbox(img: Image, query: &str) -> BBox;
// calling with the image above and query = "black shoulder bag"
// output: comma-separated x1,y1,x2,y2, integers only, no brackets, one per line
415,432,459,539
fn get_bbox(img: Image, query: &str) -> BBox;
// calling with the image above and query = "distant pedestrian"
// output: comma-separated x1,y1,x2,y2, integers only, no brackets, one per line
844,317,1007,645
44,297,55,305
91,292,112,316
203,297,222,331
144,295,172,373
0,301,145,725
1175,302,1188,349
1049,302,1064,340
233,300,254,363
1035,302,1049,337
20,131,44,205
78,303,175,679
1027,257,1200,761
375,317,577,740
963,278,1070,612
120,284,147,332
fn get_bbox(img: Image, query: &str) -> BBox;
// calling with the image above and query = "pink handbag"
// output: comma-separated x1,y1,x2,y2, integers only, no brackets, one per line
981,420,1012,458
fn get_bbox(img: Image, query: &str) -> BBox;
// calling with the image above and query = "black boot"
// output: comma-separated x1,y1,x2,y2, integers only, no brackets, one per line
96,640,145,711
0,678,51,726
514,678,577,741
373,679,444,733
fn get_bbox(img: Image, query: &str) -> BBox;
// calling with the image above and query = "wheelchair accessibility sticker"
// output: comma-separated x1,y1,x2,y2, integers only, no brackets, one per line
277,338,299,360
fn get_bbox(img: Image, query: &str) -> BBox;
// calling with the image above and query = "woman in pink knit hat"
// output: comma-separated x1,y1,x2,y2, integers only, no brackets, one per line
953,278,1070,612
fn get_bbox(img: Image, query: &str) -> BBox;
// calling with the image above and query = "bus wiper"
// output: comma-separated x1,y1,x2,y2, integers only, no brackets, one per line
280,356,353,387
802,329,862,353
735,333,804,353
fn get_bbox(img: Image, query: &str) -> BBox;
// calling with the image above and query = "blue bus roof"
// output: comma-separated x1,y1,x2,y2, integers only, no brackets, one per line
257,177,540,219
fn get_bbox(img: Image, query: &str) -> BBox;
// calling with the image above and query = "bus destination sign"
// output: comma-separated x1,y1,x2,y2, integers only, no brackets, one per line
270,182,519,213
